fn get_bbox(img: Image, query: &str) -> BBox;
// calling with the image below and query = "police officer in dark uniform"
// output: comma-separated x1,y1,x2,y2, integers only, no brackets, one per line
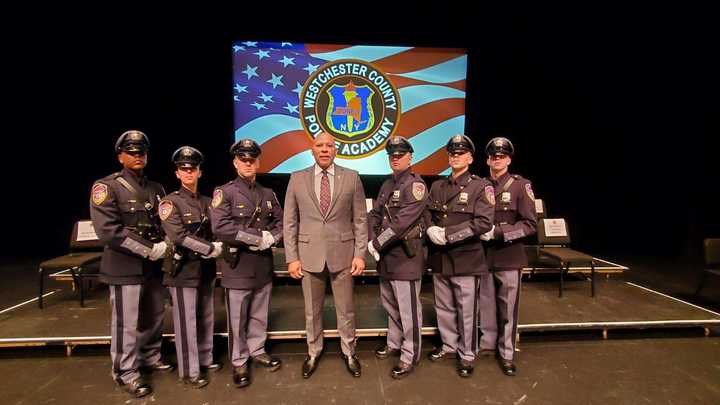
89,130,175,398
158,146,223,389
368,136,428,379
426,135,495,377
209,139,283,388
478,137,537,376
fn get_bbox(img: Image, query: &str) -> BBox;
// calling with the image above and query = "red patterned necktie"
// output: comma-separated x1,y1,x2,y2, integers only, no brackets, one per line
320,170,330,216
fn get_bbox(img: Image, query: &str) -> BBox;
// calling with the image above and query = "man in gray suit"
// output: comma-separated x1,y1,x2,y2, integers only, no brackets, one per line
283,131,368,379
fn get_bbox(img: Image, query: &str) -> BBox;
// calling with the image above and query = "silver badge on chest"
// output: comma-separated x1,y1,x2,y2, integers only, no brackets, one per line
501,192,511,203
458,192,468,204
392,190,400,201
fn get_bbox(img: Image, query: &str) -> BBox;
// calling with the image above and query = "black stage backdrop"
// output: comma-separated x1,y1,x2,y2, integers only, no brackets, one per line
4,6,718,273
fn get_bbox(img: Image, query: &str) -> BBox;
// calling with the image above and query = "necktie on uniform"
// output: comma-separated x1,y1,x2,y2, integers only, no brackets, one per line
320,170,330,216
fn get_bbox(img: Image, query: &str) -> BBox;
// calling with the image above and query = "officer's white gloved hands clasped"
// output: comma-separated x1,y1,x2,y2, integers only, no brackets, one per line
149,241,167,261
427,226,447,245
480,225,495,241
203,241,223,259
367,240,380,261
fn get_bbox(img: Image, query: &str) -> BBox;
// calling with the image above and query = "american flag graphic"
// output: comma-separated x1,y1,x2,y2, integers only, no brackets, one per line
232,41,467,175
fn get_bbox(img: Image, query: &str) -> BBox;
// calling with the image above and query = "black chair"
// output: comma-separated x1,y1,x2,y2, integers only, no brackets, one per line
694,238,720,296
536,218,596,297
38,220,103,308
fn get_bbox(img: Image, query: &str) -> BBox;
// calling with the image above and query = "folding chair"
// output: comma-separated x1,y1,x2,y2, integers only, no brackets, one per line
536,218,596,297
38,220,103,308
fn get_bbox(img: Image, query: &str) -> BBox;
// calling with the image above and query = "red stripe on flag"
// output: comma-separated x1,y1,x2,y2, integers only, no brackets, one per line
412,148,450,175
373,48,466,75
259,131,312,173
398,98,466,138
392,77,466,91
304,44,350,55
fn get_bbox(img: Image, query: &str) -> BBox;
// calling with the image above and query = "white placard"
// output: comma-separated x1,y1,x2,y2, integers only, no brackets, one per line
543,218,568,238
366,198,374,213
76,221,99,241
535,198,544,214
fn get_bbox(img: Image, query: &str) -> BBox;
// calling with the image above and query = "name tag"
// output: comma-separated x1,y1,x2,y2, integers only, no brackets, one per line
266,200,272,210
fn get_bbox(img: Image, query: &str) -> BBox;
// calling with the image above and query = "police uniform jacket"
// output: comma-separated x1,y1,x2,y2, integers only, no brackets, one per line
210,176,283,289
428,170,495,276
484,172,537,270
159,187,216,287
368,169,429,281
89,168,166,285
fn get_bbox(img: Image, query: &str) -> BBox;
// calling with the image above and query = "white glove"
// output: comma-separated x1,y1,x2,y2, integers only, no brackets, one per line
260,231,275,251
367,240,380,261
480,225,495,241
203,241,223,259
427,226,447,245
149,241,167,261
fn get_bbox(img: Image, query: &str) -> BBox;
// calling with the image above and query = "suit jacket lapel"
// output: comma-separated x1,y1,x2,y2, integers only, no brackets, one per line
327,165,346,217
304,166,322,215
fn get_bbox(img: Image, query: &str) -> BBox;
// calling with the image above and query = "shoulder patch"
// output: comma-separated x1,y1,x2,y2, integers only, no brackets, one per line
211,189,223,208
158,200,174,221
91,183,108,205
412,182,426,201
485,185,496,206
524,183,535,201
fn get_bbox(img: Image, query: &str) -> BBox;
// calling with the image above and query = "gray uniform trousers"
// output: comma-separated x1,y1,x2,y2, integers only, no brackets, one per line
432,274,479,362
301,268,356,357
169,282,215,379
225,282,272,367
109,274,166,384
380,278,423,365
478,269,521,361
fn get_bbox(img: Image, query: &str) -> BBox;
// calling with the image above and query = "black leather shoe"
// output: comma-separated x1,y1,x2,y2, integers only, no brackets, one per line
253,353,282,372
232,364,251,388
457,359,474,378
341,354,361,377
498,358,517,376
140,359,176,374
391,361,415,379
374,345,401,359
182,375,209,389
478,348,496,357
302,355,320,379
428,348,456,362
119,378,152,398
201,362,223,373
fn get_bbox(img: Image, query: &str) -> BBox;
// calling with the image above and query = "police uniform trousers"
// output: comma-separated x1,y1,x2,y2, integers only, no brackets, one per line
478,269,521,361
225,281,272,367
109,273,166,384
168,281,215,379
301,266,356,358
380,278,423,365
432,274,479,362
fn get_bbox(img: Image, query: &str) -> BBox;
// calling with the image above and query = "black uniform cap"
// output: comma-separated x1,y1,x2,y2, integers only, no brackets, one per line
171,146,204,168
115,130,149,153
230,138,261,158
446,134,476,155
485,137,514,157
385,136,414,156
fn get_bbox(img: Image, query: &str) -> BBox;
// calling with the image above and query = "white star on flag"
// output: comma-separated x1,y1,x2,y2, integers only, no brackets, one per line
283,102,299,114
250,102,267,110
278,56,295,67
258,93,274,103
267,73,284,89
242,65,259,80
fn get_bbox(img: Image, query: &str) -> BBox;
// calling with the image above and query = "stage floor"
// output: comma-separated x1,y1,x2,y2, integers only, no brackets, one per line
2,275,719,350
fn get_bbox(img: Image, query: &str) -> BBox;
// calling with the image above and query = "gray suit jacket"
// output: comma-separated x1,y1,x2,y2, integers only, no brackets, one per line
283,165,368,273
